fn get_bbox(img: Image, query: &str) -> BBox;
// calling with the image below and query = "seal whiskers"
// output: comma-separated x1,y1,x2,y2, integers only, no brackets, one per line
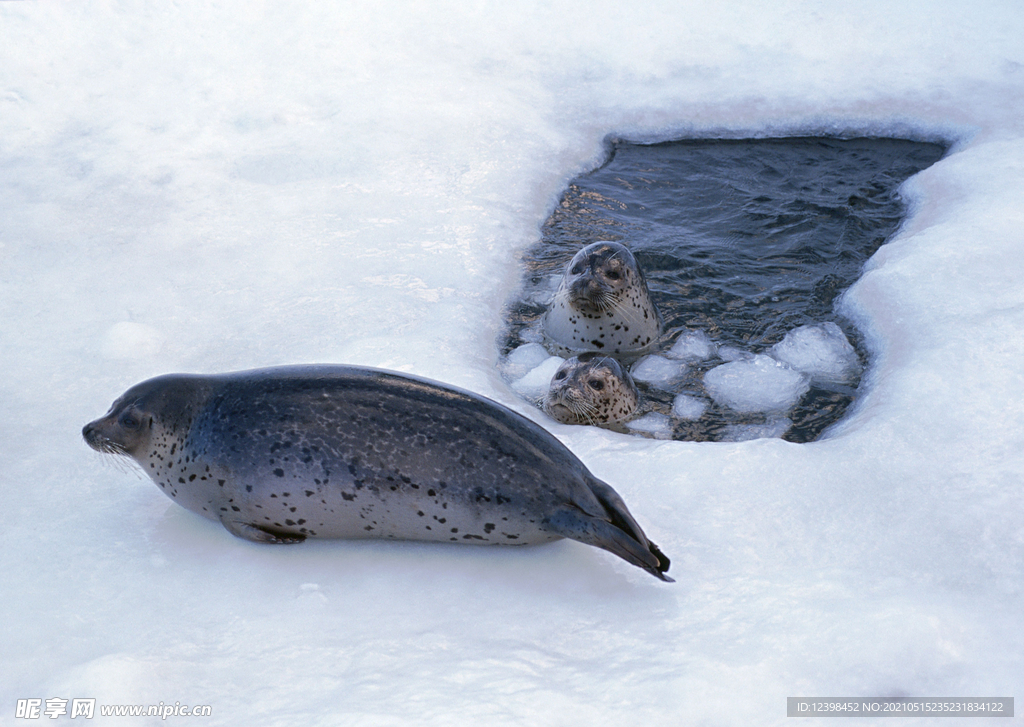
565,398,599,426
552,388,601,425
608,295,649,330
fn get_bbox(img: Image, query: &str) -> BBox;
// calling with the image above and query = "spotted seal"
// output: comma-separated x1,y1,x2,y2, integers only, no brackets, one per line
544,241,661,357
544,354,640,426
82,365,672,581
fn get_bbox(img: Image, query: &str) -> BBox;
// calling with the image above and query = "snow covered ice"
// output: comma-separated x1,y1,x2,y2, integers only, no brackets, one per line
100,322,166,361
3,1,1024,725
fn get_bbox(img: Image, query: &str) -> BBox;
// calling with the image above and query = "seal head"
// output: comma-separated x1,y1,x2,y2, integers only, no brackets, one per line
83,374,212,458
83,374,223,522
84,365,672,581
544,354,640,426
544,241,661,357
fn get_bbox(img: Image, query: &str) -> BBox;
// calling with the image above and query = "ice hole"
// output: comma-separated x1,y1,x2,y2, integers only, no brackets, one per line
502,137,947,442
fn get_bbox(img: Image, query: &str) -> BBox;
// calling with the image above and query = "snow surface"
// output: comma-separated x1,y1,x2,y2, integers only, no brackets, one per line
3,1,1024,725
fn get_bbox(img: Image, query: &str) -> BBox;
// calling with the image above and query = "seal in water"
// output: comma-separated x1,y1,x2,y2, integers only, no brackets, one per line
544,241,661,357
544,354,640,426
82,365,672,581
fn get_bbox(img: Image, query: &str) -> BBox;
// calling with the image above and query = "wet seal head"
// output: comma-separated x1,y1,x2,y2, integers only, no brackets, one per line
544,354,640,426
544,241,661,358
83,365,672,581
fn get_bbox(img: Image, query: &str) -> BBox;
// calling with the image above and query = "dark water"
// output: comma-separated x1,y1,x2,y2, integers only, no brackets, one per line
502,136,948,442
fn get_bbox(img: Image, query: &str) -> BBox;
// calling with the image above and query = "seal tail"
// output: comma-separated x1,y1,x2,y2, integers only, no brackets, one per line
545,478,673,582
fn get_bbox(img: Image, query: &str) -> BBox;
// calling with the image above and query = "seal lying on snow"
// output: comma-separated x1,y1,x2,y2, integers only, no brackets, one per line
83,365,672,581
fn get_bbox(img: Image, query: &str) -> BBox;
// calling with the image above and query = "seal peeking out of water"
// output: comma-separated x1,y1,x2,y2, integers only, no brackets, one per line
83,365,672,581
544,241,661,357
544,354,640,426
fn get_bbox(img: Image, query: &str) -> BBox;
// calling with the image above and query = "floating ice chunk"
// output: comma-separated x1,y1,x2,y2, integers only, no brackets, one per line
100,322,164,359
666,330,716,361
703,354,810,413
503,342,551,379
718,346,752,362
510,356,565,400
770,322,862,384
631,355,686,388
720,417,793,442
626,412,673,439
671,393,708,420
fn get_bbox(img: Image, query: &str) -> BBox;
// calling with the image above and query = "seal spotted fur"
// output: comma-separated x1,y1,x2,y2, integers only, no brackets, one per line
544,241,661,357
83,365,672,581
544,354,640,426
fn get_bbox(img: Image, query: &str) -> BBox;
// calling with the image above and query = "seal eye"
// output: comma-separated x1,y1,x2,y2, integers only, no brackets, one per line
554,371,567,380
605,270,621,280
588,379,605,390
571,265,583,275
119,412,140,430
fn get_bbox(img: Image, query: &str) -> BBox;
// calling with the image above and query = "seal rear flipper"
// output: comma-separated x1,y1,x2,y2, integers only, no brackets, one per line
583,477,652,547
580,477,672,578
542,510,673,582
220,519,306,545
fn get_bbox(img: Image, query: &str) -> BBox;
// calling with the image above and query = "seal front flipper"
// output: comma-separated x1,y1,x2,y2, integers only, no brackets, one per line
542,509,673,582
220,519,307,545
